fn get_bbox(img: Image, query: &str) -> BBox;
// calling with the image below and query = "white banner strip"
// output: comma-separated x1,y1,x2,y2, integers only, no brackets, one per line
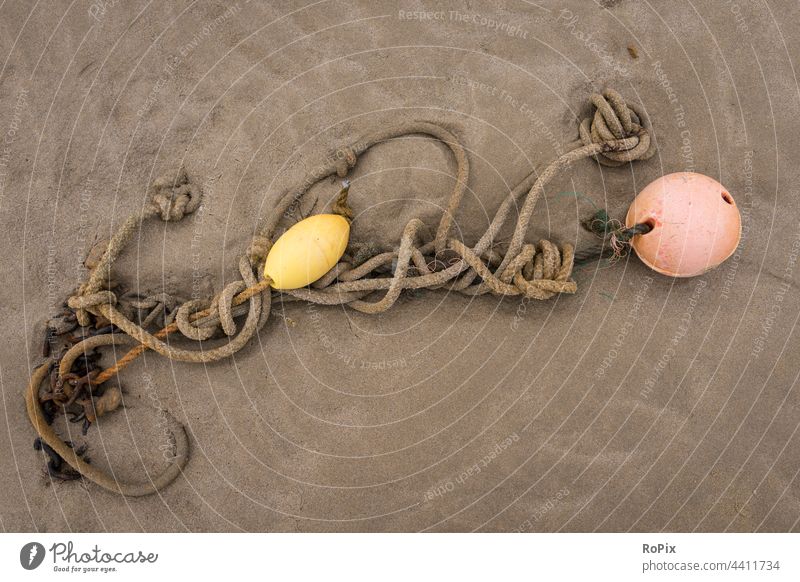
1,533,796,580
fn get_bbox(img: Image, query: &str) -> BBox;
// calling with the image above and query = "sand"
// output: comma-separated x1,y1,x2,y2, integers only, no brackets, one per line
0,0,798,532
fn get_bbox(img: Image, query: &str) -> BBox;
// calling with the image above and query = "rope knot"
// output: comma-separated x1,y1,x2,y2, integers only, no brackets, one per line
68,290,117,325
334,146,358,177
149,167,202,221
174,256,263,341
511,241,577,300
578,89,656,167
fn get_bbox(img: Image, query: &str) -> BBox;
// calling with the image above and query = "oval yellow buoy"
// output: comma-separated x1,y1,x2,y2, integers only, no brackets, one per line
264,214,350,290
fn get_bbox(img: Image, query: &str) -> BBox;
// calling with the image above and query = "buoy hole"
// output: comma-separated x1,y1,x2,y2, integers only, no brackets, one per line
721,191,734,205
640,218,656,234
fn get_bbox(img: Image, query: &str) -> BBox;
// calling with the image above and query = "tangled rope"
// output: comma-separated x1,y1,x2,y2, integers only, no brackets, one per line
26,89,655,496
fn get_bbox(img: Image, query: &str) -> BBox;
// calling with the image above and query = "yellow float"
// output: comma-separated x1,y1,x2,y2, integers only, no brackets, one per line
263,213,350,290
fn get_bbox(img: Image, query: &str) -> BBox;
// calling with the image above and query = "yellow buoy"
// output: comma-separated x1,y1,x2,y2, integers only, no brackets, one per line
264,214,350,290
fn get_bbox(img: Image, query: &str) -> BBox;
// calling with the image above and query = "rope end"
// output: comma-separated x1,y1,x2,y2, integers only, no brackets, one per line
331,180,354,221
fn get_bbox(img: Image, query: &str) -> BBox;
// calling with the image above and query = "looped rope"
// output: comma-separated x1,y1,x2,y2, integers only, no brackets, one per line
447,239,576,300
120,292,181,328
174,257,259,340
30,89,656,496
68,290,117,326
175,299,217,341
149,167,202,221
577,88,656,167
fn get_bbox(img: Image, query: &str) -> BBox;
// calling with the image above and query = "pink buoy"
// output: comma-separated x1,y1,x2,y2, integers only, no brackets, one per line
625,172,742,277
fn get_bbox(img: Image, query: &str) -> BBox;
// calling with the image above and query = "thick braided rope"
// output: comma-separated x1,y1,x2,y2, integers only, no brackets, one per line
29,89,654,496
577,89,656,167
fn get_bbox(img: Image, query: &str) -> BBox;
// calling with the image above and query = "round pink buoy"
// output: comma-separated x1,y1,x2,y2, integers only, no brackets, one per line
626,172,742,277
